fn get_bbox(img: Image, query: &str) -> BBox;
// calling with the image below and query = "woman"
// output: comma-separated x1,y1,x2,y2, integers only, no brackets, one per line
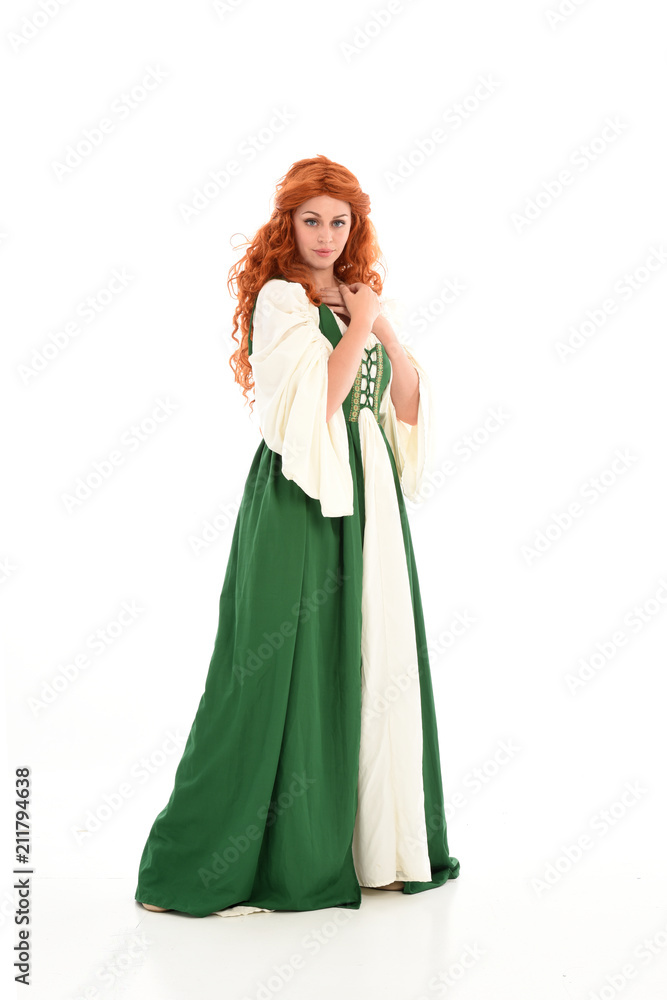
135,154,460,917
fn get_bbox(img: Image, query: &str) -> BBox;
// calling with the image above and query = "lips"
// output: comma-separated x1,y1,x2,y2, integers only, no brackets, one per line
314,249,333,255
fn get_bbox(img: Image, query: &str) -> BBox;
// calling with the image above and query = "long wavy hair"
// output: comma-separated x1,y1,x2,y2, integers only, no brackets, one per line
227,154,386,415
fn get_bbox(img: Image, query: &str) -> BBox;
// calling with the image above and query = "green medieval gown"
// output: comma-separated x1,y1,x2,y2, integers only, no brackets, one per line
135,277,460,917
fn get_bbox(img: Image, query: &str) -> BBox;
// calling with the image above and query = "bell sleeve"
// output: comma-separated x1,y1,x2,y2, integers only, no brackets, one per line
249,278,354,518
379,342,436,504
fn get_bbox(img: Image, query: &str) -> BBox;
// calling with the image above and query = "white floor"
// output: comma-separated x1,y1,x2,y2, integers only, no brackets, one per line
8,869,667,1000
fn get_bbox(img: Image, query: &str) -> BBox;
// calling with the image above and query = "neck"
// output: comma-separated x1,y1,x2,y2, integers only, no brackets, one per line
308,266,340,291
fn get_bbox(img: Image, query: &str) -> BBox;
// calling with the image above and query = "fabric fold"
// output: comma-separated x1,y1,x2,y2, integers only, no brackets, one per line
250,279,354,517
379,346,436,503
352,406,432,885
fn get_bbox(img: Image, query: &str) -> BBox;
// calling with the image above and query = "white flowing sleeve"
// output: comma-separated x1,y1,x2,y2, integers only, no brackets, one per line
379,343,436,504
249,278,354,518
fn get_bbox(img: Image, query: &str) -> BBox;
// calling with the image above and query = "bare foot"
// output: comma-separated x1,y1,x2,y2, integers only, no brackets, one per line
375,880,405,890
141,902,169,911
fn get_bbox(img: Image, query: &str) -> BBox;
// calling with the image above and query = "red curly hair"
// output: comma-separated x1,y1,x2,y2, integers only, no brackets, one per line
227,154,386,415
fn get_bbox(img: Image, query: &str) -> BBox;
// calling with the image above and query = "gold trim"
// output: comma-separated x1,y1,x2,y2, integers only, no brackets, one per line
349,345,384,423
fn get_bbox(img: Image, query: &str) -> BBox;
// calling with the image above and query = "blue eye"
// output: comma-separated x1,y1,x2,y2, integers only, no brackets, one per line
304,219,345,227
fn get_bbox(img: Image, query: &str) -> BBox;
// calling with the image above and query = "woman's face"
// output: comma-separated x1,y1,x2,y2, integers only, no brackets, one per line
292,195,351,273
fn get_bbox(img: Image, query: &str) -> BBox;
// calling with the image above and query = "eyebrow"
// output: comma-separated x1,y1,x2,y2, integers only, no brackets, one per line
300,211,349,219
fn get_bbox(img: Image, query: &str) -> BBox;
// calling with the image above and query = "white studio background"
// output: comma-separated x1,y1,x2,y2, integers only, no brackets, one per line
1,1,666,998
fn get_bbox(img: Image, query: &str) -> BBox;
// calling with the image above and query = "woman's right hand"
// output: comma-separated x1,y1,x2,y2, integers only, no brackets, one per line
339,282,382,330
